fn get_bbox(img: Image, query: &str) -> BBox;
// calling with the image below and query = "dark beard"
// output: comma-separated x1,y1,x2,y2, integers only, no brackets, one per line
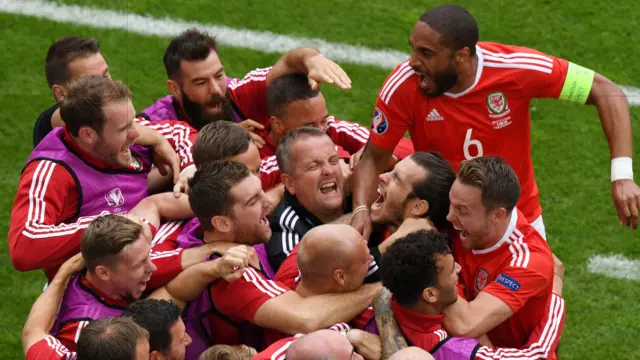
180,90,236,130
426,67,459,97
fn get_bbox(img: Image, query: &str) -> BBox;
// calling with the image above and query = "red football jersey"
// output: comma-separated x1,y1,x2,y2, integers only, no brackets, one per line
369,42,570,223
452,208,553,348
26,336,76,360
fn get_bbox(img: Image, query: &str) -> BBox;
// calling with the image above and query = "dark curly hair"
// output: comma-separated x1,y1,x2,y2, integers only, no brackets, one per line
122,299,182,355
379,230,451,307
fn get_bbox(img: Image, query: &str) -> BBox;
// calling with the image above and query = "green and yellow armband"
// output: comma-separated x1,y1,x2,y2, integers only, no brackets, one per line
559,62,595,104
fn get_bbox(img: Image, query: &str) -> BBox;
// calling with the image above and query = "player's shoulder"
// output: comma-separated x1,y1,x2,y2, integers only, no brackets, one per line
506,209,553,268
479,41,557,76
260,155,279,173
378,59,419,105
228,67,272,90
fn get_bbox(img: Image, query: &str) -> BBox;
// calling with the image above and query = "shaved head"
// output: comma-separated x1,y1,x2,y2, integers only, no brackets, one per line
389,347,435,360
286,329,361,360
297,224,371,292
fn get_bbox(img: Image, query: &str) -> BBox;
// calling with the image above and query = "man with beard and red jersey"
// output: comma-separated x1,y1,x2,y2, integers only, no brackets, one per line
169,160,380,358
351,4,640,241
8,77,196,281
139,28,351,135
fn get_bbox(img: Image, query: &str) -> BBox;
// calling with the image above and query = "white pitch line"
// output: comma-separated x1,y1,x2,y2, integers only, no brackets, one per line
588,254,640,281
0,0,639,106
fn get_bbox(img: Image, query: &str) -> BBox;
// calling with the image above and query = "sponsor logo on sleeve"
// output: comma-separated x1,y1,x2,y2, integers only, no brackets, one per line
372,107,388,135
495,273,521,292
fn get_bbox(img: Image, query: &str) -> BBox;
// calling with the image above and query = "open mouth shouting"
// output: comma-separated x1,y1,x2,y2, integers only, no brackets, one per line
319,180,338,195
453,223,470,240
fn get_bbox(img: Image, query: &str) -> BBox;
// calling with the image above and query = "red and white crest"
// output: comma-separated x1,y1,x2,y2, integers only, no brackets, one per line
486,92,508,114
475,268,489,291
105,188,125,207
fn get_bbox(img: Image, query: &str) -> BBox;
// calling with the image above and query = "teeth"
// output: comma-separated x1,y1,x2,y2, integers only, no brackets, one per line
320,182,336,189
377,187,382,195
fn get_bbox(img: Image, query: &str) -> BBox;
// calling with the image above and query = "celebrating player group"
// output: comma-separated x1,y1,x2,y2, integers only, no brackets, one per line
10,4,638,360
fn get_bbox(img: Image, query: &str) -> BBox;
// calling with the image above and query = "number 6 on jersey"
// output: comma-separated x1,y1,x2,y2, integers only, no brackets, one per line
463,128,483,160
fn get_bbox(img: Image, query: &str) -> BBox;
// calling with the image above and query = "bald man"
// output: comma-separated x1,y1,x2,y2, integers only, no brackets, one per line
389,347,435,360
266,225,380,357
286,329,364,360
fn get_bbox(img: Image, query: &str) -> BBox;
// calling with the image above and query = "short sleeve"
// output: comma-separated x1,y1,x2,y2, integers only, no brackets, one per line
210,267,290,322
481,264,551,313
227,67,271,124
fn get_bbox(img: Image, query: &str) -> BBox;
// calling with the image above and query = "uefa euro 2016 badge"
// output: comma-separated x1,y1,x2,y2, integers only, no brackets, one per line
486,92,509,115
105,188,125,208
475,268,489,291
372,107,388,135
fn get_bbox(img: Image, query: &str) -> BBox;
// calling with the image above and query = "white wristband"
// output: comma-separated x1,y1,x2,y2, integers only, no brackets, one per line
611,157,633,182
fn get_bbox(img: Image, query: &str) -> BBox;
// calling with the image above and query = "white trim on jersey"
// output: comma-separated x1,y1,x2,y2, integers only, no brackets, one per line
270,339,295,360
472,208,518,255
382,64,416,104
474,293,565,360
242,267,287,298
278,206,301,256
444,45,485,98
151,221,183,247
261,156,280,174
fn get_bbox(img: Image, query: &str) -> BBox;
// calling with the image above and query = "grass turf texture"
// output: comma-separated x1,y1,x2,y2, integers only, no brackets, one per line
1,1,639,358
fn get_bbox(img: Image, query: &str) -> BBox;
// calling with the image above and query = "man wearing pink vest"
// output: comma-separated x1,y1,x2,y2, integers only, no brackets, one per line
8,77,198,281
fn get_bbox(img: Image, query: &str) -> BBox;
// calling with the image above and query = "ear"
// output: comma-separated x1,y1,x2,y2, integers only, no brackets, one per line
211,215,232,233
281,173,295,195
149,351,164,360
94,265,111,282
421,286,439,304
333,268,346,286
271,117,285,134
77,126,99,145
166,79,181,100
455,46,471,62
492,207,508,224
51,84,66,103
407,198,429,218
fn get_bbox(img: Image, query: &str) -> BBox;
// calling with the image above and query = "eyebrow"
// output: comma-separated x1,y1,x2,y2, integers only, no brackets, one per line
118,120,132,132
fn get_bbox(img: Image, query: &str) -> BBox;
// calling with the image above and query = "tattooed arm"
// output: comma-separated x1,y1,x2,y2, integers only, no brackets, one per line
373,288,408,360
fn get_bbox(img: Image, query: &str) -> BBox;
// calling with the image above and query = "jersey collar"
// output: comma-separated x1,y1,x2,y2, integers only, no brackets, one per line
472,207,518,255
444,45,485,99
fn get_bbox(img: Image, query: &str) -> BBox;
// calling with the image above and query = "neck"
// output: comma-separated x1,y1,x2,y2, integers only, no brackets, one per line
269,130,281,148
479,211,512,250
202,230,235,244
447,54,478,95
315,208,345,224
85,272,122,300
296,280,332,298
407,300,445,317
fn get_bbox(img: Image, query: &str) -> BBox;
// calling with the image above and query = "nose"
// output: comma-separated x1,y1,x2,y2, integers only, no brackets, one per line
446,206,455,223
455,262,462,274
379,172,390,184
129,126,140,140
208,79,223,95
185,332,192,346
147,258,157,273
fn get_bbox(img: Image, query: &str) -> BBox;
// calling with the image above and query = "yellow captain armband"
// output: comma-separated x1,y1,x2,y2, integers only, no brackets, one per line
558,62,595,104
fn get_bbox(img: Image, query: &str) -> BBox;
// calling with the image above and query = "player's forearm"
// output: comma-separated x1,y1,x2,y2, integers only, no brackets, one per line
283,47,322,74
164,260,221,303
442,297,480,338
10,227,87,272
353,147,388,207
180,244,218,270
22,275,71,352
295,283,381,333
374,294,408,359
589,73,633,158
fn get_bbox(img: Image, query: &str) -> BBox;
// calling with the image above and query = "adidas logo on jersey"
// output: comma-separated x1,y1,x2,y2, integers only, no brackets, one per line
426,109,444,121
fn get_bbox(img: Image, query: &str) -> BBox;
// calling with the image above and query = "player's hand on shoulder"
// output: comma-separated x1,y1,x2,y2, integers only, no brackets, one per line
57,253,86,279
612,179,640,231
173,165,196,198
238,119,266,149
215,245,250,283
